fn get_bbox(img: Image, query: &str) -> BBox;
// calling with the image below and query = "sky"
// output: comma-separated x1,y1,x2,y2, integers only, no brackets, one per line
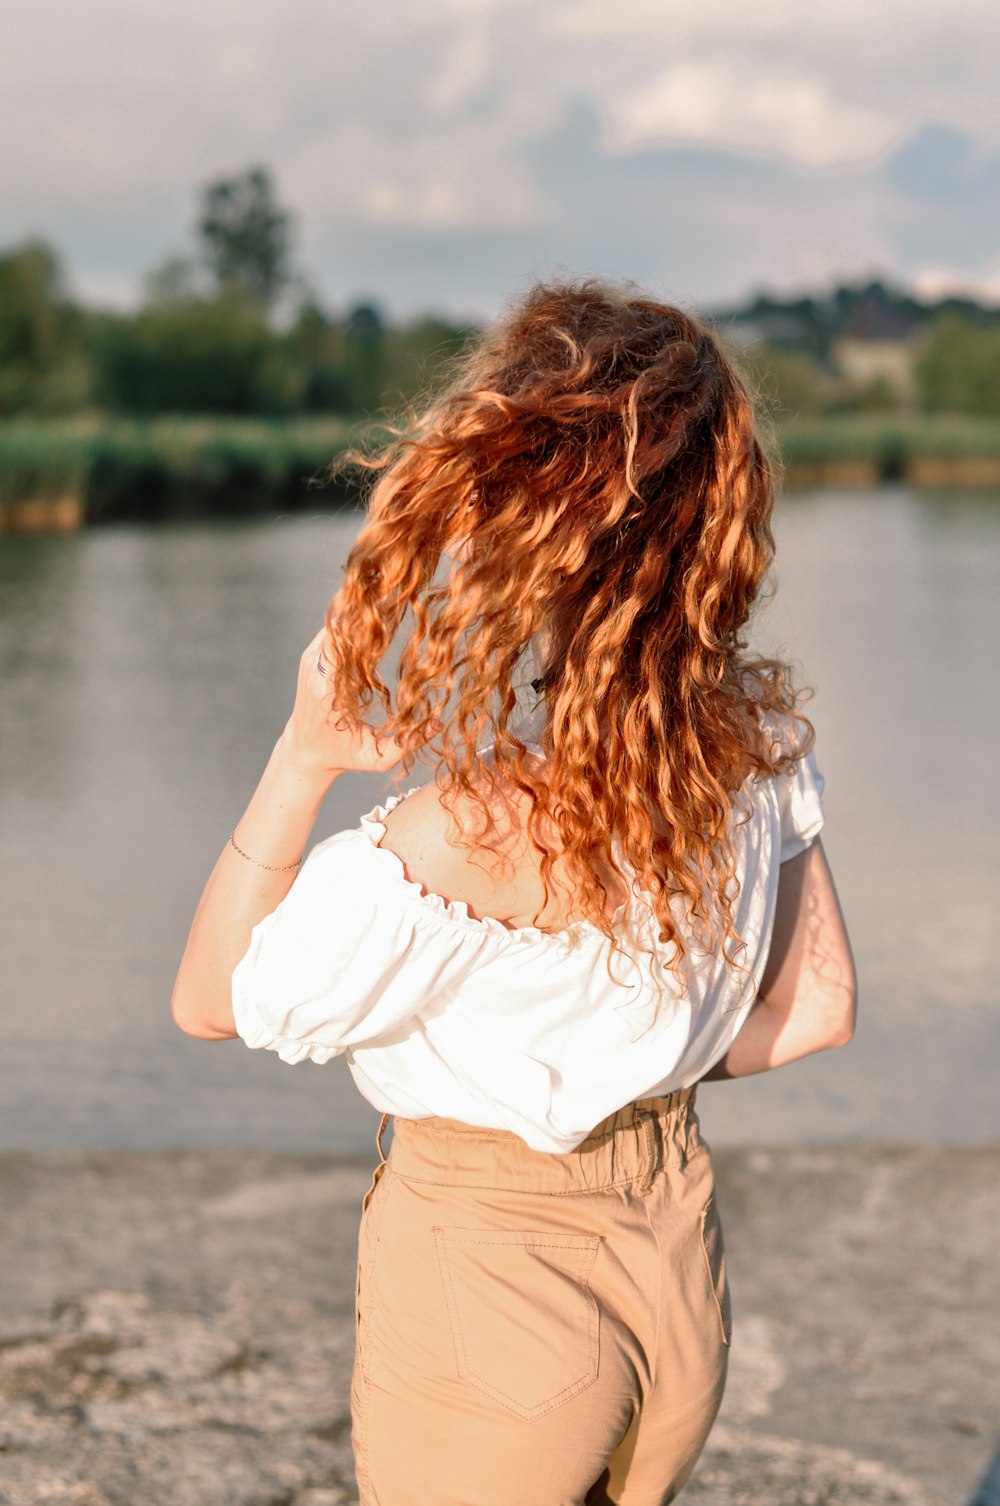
3,0,1000,321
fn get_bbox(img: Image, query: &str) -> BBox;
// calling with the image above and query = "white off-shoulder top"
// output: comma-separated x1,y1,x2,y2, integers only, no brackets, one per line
232,715,825,1153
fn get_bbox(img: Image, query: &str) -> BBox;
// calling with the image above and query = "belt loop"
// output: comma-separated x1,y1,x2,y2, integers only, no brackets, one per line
663,1086,693,1171
362,1113,392,1214
375,1111,391,1165
638,1110,658,1196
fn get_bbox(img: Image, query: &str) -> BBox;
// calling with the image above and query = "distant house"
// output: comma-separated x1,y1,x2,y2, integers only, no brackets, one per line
711,280,954,411
831,299,922,407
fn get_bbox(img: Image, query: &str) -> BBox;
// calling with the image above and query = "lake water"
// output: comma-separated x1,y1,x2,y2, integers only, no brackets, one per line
1,489,998,1152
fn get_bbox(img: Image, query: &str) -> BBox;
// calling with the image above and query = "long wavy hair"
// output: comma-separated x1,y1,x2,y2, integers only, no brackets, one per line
325,278,812,987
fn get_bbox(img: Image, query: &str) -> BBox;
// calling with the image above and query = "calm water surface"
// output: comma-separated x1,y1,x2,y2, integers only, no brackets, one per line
1,489,998,1150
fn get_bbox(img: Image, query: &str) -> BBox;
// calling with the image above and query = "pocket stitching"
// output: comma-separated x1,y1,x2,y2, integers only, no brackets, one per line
434,1228,602,1421
358,1173,398,1385
699,1196,732,1348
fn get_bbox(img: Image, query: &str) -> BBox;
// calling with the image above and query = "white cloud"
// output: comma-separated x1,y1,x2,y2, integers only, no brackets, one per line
607,64,898,170
911,261,1000,306
283,111,550,237
2,0,1000,313
422,31,493,116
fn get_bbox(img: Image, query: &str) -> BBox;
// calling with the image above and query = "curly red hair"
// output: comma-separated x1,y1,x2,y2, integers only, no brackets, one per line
326,278,812,987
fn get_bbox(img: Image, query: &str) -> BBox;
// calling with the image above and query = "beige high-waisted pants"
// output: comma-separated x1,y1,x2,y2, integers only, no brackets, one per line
350,1088,731,1506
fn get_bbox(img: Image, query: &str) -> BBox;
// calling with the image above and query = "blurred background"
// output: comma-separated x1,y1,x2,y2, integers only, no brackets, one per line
2,0,998,1155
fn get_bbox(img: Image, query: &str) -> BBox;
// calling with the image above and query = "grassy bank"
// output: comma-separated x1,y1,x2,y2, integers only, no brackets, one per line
3,413,1000,532
777,414,1000,489
0,416,370,531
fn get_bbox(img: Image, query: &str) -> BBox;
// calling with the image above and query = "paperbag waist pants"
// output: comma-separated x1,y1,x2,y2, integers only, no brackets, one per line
350,1087,731,1506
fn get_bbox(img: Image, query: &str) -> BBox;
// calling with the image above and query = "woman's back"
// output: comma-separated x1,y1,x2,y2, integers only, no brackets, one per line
224,719,826,1154
377,760,631,937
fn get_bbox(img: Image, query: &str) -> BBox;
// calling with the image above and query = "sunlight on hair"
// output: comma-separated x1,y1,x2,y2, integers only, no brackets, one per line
326,278,813,1002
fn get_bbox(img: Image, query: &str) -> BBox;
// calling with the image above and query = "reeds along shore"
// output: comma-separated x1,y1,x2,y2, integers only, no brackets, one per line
776,415,1000,490
2,414,1000,534
0,416,365,534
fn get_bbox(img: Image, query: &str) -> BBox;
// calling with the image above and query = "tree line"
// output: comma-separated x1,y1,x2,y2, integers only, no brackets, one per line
3,165,1000,421
0,167,473,420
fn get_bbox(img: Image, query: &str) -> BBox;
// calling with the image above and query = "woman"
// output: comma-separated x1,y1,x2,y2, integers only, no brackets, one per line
171,280,857,1506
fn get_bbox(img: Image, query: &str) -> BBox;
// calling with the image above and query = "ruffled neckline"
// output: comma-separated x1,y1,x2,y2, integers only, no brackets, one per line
357,788,633,952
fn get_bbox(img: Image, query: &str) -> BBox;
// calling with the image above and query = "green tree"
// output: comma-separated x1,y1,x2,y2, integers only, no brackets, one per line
344,301,386,413
916,312,1000,416
197,166,292,307
0,240,91,415
93,288,303,415
143,254,201,307
286,297,352,412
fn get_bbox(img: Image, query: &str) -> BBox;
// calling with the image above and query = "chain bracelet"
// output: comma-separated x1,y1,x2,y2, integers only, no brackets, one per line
229,831,303,872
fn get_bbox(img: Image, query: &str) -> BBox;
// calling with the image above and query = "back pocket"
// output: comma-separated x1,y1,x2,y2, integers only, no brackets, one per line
433,1227,602,1421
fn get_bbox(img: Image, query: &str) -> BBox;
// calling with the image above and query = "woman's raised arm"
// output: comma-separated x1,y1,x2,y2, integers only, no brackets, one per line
170,631,419,1042
702,837,858,1080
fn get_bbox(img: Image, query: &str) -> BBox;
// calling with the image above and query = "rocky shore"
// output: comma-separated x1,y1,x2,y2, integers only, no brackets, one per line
1,1144,997,1506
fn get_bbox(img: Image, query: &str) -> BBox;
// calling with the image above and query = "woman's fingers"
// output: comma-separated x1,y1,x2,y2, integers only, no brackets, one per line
332,714,420,773
336,711,443,773
326,710,383,767
365,727,409,773
293,626,441,775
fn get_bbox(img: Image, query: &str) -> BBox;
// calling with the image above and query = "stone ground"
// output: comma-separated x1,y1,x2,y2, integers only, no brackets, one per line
0,1144,997,1506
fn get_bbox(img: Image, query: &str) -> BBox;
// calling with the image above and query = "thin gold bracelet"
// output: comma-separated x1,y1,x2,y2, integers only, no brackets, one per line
229,831,303,873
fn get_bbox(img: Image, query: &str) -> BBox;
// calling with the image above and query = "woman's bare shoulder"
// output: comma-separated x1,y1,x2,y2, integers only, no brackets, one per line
376,771,552,927
376,766,629,931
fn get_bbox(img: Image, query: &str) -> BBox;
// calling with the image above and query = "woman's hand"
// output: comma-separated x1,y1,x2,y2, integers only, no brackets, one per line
171,627,436,1043
278,628,419,784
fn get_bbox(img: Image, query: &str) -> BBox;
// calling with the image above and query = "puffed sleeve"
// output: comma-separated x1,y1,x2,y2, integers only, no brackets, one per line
774,745,826,861
757,709,826,861
231,828,493,1064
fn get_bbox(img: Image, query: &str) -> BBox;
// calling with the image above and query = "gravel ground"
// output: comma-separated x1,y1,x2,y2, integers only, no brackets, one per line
0,1143,997,1506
